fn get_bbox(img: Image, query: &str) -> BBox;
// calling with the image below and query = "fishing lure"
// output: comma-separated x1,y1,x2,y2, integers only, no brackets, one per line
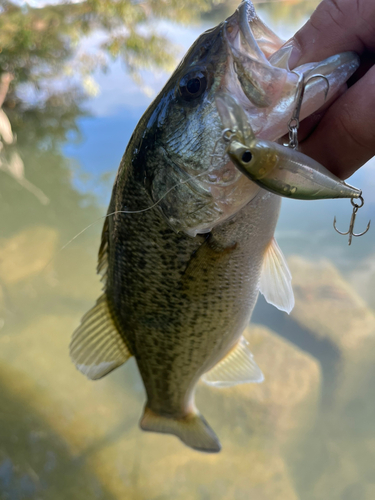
215,93,370,244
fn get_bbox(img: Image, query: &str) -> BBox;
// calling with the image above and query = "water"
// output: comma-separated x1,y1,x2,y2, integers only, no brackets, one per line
1,1,375,499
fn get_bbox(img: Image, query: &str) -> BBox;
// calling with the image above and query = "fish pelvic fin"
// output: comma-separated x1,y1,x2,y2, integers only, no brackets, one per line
201,336,264,387
70,294,132,380
140,406,221,453
259,237,294,314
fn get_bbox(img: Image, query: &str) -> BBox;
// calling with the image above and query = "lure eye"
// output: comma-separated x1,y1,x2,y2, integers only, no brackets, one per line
241,150,253,163
179,71,207,101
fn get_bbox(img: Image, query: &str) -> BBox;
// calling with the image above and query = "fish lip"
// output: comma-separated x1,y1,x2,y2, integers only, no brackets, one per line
221,1,277,113
236,1,268,63
224,1,268,63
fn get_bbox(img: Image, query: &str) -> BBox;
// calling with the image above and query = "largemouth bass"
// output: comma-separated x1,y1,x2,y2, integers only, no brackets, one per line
70,0,360,453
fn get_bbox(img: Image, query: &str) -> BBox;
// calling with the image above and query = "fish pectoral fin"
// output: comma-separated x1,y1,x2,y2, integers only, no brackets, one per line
70,294,132,380
201,336,264,387
140,407,221,453
259,237,294,314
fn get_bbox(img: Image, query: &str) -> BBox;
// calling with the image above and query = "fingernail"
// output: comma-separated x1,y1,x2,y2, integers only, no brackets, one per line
282,39,302,70
288,45,302,70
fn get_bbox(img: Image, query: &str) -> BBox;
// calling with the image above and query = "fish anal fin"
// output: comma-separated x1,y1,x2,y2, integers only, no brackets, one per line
202,336,264,387
70,294,132,380
140,407,221,453
259,237,294,314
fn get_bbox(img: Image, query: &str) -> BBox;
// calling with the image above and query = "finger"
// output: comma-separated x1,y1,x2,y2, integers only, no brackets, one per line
298,83,347,141
287,0,375,67
347,52,375,87
299,65,375,180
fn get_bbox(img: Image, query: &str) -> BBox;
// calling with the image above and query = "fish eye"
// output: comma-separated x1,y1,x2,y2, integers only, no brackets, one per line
178,71,207,101
241,150,253,163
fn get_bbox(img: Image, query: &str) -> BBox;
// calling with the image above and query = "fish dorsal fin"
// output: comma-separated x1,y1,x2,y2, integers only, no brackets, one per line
201,337,264,387
70,294,132,380
259,237,294,314
97,217,109,283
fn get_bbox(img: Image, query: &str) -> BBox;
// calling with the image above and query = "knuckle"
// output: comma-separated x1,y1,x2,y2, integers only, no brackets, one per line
326,0,346,26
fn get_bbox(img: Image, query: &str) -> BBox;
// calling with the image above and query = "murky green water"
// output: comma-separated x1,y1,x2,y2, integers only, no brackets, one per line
1,1,375,499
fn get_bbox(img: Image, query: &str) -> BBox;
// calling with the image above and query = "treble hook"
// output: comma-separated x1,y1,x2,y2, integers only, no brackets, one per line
333,195,371,245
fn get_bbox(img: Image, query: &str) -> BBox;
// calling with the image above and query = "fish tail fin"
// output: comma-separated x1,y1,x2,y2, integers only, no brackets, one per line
140,406,221,453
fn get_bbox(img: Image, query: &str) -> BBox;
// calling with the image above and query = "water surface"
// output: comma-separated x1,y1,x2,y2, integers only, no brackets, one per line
1,1,375,499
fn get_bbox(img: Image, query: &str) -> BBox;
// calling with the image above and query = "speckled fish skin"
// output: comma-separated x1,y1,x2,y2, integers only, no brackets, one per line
108,172,279,412
71,1,360,453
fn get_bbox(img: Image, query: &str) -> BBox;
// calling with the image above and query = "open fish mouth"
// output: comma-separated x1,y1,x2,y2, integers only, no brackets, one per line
222,0,360,141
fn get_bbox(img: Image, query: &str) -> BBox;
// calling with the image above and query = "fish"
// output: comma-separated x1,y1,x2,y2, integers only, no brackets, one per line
70,0,360,453
215,93,362,200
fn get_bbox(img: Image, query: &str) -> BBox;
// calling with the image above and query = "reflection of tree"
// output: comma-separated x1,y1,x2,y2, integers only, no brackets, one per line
257,0,320,26
0,0,221,108
207,0,319,33
0,74,50,205
0,0,224,211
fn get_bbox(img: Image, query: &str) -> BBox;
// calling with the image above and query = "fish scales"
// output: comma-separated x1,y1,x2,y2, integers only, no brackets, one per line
107,170,280,415
70,1,360,452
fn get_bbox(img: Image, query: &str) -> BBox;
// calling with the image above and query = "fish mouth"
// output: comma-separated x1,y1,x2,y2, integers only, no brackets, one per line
221,0,360,141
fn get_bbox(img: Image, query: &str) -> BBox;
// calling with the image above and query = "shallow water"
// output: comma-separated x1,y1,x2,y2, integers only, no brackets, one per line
1,1,375,499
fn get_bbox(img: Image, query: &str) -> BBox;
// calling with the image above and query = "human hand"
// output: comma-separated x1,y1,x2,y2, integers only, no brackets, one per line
286,0,375,180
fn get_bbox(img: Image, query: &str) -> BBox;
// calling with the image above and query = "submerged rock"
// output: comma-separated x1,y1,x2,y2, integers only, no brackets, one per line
289,257,375,352
280,257,375,500
288,256,375,409
0,226,58,285
197,325,321,450
0,363,116,500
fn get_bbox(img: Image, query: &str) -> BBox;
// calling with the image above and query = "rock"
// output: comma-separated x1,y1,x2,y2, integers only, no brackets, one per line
295,431,375,500
124,442,299,500
288,256,375,408
0,363,116,500
0,226,101,322
51,244,102,303
289,257,375,352
0,225,58,285
197,325,321,451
